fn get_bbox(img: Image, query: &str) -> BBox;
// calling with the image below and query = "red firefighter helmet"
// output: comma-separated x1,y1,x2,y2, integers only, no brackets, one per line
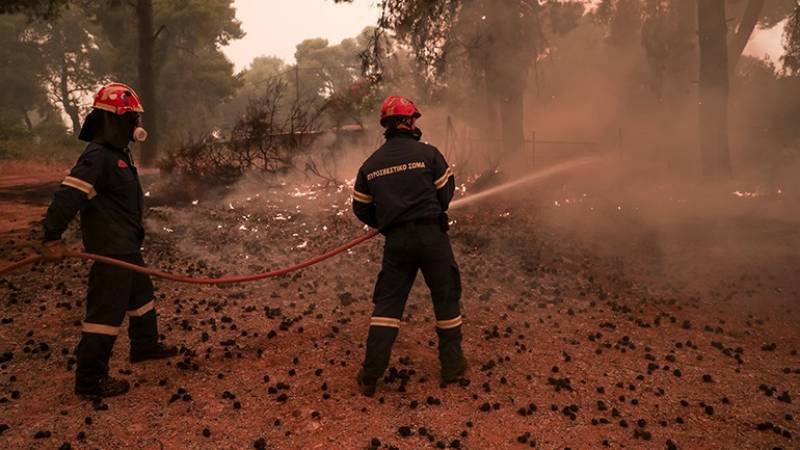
92,82,144,115
380,95,421,127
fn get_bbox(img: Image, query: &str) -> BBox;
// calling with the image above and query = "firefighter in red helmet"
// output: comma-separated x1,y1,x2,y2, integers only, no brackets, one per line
41,82,177,399
352,96,467,396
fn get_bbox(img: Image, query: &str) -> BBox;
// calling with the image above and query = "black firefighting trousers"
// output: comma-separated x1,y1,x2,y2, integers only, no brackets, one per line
362,219,465,381
76,253,159,389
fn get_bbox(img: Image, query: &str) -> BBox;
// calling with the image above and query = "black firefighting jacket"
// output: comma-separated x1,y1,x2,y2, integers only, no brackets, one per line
353,128,455,232
43,142,145,255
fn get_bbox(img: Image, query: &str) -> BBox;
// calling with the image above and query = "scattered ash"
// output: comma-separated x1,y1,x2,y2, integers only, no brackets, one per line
0,177,798,449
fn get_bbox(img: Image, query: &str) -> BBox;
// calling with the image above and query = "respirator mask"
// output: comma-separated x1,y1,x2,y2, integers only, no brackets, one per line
132,114,148,143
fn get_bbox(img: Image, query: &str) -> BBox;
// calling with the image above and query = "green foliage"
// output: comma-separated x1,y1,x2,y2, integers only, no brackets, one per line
782,4,800,75
728,0,798,28
27,8,111,136
607,0,643,46
0,0,69,20
547,1,585,36
155,0,242,49
241,56,289,90
347,0,459,88
293,27,384,125
156,46,241,149
219,57,289,126
733,55,800,153
295,35,362,98
84,0,244,152
594,0,615,23
0,0,245,161
223,28,387,132
0,14,49,132
0,110,77,161
761,0,799,27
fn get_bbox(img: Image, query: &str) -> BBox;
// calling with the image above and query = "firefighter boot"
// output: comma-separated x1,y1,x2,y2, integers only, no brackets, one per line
130,342,178,363
441,356,468,383
356,369,378,397
360,323,400,395
75,331,120,397
129,307,178,363
437,327,467,383
75,375,130,399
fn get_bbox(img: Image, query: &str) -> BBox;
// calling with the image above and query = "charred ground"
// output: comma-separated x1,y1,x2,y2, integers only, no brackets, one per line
0,166,798,450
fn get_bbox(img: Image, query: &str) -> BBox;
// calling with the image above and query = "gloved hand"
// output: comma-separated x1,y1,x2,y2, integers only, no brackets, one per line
41,239,67,261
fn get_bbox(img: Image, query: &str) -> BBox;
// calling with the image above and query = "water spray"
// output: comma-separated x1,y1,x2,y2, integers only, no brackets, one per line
0,158,601,282
449,158,600,210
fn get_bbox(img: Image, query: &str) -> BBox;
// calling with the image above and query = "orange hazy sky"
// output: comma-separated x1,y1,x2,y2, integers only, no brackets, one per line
223,0,379,70
745,20,786,62
222,1,785,72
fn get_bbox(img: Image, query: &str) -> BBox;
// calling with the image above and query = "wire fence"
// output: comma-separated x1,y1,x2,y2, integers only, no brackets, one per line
439,116,624,172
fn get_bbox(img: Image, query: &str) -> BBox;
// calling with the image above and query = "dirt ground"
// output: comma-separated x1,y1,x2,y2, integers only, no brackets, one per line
0,161,798,450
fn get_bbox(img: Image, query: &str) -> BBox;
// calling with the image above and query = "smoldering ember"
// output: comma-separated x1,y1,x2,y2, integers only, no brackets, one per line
0,1,799,449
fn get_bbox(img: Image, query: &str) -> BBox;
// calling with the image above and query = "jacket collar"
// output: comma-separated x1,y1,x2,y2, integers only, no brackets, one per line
384,127,422,141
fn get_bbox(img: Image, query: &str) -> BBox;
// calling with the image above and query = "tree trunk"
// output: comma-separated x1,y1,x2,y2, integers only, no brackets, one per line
21,108,33,132
669,0,697,96
486,5,528,161
484,68,525,163
728,0,766,73
697,0,732,179
60,61,81,138
662,0,697,169
64,104,82,139
677,0,697,34
136,0,158,166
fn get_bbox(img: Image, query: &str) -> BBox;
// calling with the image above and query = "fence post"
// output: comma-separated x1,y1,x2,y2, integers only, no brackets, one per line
531,130,536,169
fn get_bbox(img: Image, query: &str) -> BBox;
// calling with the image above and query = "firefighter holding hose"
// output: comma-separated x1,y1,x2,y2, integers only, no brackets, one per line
40,83,177,399
352,96,467,396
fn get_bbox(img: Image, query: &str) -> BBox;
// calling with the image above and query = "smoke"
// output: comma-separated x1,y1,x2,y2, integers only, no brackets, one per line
140,5,800,294
509,157,800,294
141,134,382,272
378,5,799,295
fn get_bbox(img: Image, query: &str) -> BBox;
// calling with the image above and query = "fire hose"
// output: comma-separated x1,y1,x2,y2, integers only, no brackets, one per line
0,230,379,284
0,158,598,284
